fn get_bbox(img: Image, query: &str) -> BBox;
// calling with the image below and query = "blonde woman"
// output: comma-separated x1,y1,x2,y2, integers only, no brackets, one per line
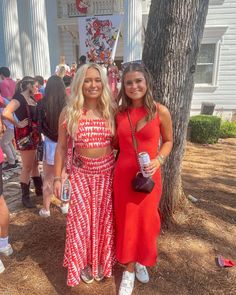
54,63,116,286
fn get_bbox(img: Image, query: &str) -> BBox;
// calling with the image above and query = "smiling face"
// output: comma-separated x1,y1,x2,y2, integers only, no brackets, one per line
124,71,147,104
82,67,103,100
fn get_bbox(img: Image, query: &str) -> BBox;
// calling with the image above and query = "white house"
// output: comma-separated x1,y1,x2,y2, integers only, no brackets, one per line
193,0,236,120
0,0,235,119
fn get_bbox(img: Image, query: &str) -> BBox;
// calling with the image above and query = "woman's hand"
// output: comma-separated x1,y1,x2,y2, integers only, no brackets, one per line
143,159,161,176
17,118,29,128
53,179,62,200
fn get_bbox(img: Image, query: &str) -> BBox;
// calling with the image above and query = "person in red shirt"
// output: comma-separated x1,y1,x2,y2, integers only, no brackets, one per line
0,67,16,100
114,62,173,295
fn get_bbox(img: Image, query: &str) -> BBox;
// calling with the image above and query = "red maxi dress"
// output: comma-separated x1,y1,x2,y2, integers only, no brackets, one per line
114,106,162,266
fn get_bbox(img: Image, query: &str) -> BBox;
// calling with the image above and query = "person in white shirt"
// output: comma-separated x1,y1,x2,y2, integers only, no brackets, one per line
55,56,70,76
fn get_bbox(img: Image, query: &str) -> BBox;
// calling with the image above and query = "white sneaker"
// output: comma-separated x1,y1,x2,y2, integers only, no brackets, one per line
81,265,94,284
60,203,69,215
94,265,104,282
0,259,5,274
39,208,51,218
119,271,135,295
135,262,149,283
0,244,13,256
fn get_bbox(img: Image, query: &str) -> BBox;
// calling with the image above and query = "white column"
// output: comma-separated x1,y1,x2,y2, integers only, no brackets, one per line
1,0,23,79
29,0,51,78
18,0,34,77
123,0,143,62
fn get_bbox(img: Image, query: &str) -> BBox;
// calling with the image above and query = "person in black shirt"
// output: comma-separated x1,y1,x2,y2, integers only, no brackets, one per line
37,75,66,217
3,76,42,208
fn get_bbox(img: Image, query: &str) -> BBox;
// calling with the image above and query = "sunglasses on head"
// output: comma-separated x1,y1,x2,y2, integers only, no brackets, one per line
121,60,144,71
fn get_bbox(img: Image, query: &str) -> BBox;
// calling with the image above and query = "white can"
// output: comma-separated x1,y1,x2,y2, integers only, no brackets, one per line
138,152,150,177
60,177,72,202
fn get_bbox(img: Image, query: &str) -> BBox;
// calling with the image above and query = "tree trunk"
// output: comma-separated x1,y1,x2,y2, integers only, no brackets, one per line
142,0,209,225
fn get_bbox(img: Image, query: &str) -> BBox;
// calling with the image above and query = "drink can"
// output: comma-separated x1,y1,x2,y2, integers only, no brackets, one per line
138,152,150,177
60,177,72,202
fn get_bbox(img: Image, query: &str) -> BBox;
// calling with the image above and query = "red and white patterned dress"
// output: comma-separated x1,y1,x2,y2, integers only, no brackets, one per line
63,118,115,287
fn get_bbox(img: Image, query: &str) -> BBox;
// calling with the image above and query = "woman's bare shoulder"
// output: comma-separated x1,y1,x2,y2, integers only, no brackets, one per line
156,103,172,125
156,103,170,116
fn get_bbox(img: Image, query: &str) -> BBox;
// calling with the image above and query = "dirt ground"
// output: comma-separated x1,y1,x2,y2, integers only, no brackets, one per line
0,138,235,295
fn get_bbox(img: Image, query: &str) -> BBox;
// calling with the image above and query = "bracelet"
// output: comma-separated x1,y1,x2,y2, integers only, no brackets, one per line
157,154,165,166
53,176,62,183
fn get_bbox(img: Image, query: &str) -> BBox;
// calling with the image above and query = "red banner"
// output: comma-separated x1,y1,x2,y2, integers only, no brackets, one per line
76,0,89,14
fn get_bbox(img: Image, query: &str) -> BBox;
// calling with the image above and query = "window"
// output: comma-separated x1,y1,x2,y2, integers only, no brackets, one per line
194,26,228,91
195,43,216,85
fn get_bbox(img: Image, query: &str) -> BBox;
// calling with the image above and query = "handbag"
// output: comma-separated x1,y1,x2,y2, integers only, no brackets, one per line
127,111,155,194
17,134,33,150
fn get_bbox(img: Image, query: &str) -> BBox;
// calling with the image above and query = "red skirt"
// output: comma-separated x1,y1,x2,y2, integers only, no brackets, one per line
63,152,116,287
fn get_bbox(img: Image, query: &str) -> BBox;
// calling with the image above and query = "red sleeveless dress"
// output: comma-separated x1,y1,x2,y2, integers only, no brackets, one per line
114,106,162,266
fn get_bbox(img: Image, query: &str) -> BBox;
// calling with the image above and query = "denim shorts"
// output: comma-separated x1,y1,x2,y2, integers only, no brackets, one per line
43,136,57,165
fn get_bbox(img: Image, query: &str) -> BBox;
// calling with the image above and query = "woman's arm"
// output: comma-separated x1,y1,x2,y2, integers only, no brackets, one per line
145,103,173,176
54,108,68,198
158,103,173,160
2,99,28,128
0,115,5,138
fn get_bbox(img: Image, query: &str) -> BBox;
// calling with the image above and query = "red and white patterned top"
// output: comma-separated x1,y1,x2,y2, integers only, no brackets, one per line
74,118,112,148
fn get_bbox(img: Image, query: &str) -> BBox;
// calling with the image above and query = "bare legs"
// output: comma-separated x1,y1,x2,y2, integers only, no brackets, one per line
19,150,40,208
19,150,39,183
42,161,54,211
126,262,135,273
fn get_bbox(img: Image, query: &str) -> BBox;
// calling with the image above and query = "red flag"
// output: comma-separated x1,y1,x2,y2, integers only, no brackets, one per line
76,0,88,14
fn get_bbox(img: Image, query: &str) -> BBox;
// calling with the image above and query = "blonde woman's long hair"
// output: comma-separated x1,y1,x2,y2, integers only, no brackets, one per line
65,63,116,137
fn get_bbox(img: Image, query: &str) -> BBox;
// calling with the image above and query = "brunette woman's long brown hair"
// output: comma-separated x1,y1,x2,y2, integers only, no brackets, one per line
117,62,157,121
41,75,66,137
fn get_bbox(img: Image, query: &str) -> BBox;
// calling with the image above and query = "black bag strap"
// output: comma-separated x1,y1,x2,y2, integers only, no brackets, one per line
22,96,33,132
127,110,138,152
127,110,141,170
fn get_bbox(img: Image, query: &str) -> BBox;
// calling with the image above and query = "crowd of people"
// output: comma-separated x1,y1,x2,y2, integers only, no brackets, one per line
0,58,173,295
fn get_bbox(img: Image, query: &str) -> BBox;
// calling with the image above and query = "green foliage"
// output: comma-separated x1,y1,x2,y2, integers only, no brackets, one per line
220,121,236,138
189,115,221,144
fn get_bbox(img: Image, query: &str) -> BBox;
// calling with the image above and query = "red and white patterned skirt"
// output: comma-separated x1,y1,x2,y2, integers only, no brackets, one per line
63,152,116,287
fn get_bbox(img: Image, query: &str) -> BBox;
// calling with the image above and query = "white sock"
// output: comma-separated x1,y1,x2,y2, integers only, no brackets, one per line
0,237,9,248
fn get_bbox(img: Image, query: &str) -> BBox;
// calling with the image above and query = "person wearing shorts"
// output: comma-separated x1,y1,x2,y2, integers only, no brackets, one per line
37,76,66,217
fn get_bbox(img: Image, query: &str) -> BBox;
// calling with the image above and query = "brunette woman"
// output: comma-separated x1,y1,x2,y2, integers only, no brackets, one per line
54,63,116,286
37,75,66,217
3,76,42,208
114,63,173,295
